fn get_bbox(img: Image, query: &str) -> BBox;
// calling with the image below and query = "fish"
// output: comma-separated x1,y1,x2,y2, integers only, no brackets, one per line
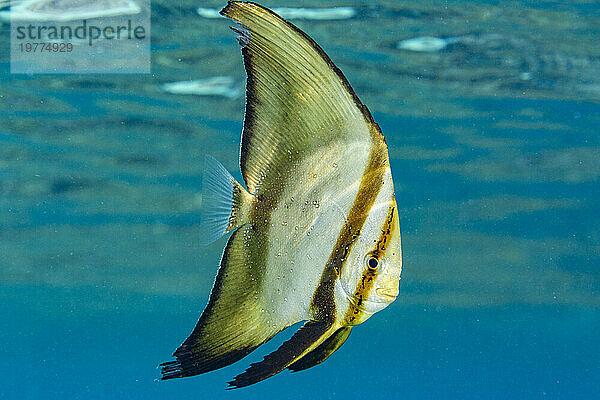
160,1,403,389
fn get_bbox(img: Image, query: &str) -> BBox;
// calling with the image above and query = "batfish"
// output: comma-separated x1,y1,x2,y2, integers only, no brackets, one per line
161,1,403,388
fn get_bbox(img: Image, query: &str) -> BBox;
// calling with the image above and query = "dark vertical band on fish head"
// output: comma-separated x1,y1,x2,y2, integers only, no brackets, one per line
343,203,400,325
311,126,389,323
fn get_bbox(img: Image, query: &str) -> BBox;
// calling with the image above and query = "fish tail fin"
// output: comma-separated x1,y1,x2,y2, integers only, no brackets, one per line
198,155,253,245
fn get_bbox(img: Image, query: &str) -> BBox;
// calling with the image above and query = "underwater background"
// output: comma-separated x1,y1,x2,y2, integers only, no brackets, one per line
1,0,599,398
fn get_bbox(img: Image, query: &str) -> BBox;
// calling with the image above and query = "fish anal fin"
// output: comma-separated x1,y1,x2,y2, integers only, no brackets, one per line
161,226,285,380
288,326,352,372
227,321,334,389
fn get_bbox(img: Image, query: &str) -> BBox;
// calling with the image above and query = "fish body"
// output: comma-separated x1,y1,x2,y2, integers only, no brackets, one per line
161,1,402,388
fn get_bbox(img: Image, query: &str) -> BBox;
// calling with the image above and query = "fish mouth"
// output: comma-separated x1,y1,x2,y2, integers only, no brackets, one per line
376,287,399,301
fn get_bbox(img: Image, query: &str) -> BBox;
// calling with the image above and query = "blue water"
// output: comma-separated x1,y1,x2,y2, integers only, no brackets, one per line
1,1,599,399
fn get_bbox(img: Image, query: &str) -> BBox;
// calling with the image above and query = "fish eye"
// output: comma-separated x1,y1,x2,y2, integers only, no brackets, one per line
367,256,379,270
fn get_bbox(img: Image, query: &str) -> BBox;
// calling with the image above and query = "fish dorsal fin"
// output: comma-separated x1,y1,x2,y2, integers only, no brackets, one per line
220,1,382,194
227,321,334,389
288,326,352,372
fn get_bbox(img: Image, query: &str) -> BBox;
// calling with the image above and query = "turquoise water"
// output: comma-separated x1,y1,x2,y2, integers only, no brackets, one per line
1,1,599,398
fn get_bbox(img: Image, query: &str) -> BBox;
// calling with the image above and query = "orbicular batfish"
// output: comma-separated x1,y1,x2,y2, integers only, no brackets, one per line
161,1,402,388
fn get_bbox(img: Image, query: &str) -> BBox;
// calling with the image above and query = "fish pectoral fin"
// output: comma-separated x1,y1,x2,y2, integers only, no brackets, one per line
198,155,254,245
227,321,336,389
288,326,352,372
